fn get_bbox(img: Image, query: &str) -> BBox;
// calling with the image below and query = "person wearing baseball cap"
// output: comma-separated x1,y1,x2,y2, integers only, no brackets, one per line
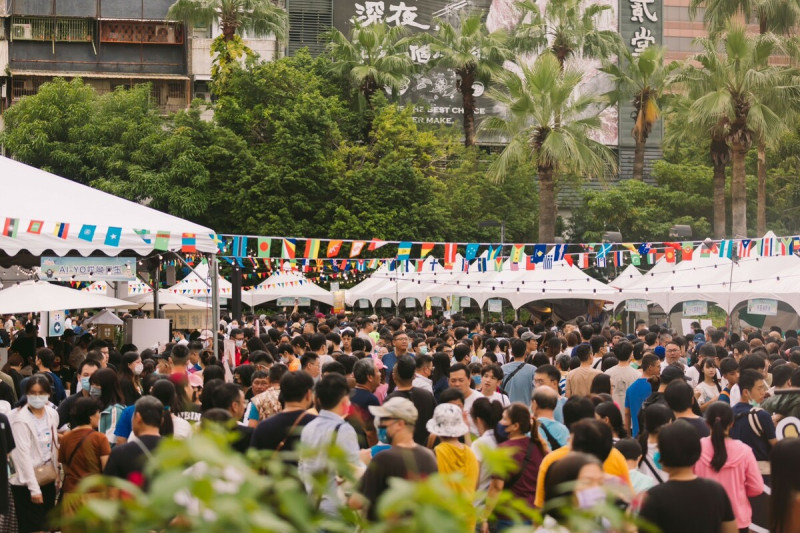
349,397,438,520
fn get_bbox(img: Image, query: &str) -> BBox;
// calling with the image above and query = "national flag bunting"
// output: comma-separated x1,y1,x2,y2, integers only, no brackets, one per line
350,241,365,257
327,240,343,258
738,239,752,258
465,243,479,262
597,243,613,259
231,236,247,257
2,218,19,238
510,244,524,264
78,225,96,242
614,250,624,266
638,242,652,255
257,238,271,258
133,229,150,244
543,254,553,270
444,243,457,269
526,254,536,271
420,242,435,258
54,223,69,240
368,239,388,251
664,248,676,263
182,233,197,253
397,241,412,262
154,231,171,251
553,244,567,262
304,239,320,259
532,244,546,264
718,239,733,258
579,253,589,269
760,238,773,257
27,220,43,235
105,227,122,247
487,246,500,262
630,252,641,266
681,242,693,260
282,238,296,259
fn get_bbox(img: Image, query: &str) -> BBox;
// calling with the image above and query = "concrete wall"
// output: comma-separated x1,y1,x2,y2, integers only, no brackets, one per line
189,37,278,77
99,0,174,20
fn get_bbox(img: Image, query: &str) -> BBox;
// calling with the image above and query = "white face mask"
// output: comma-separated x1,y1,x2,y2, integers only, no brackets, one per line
27,394,48,409
133,363,144,375
235,340,244,347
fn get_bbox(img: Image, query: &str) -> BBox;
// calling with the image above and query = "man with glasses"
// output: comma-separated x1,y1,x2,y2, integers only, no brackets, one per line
382,331,410,376
348,397,437,520
661,341,683,371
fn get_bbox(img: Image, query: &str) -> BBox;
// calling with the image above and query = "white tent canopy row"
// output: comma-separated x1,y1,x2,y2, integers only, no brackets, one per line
168,261,232,300
0,156,218,257
125,289,211,311
243,267,333,306
85,280,153,295
0,280,132,314
350,251,622,309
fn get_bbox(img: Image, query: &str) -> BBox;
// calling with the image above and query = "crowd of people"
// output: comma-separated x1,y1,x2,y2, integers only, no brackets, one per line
2,311,800,532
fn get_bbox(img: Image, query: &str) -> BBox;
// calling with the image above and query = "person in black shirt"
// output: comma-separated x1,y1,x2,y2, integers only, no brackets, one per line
0,413,15,515
211,383,252,453
251,371,316,462
638,420,736,533
387,356,435,446
104,396,163,490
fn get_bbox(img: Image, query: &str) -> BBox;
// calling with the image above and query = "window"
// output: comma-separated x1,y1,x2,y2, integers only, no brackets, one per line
100,21,184,44
168,81,185,99
663,6,704,22
10,17,92,42
56,19,92,42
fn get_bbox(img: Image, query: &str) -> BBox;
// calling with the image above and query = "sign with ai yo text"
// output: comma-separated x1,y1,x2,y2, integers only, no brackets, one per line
41,256,136,282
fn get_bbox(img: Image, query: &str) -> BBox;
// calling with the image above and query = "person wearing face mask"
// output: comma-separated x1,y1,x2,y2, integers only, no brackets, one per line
481,403,546,533
540,452,607,531
118,352,144,406
89,368,126,448
412,354,434,394
349,397,438,521
223,328,245,370
57,359,100,430
9,374,60,533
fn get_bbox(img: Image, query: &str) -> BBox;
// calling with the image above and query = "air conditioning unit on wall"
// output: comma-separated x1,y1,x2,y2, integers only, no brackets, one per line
12,24,33,40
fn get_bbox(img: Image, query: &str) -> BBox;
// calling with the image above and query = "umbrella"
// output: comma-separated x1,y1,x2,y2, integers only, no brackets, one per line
0,280,132,314
125,289,210,310
82,309,125,326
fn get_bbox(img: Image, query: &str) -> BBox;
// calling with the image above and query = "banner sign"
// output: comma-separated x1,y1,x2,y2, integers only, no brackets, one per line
460,296,471,308
357,298,370,308
487,299,502,313
333,291,346,313
747,298,778,316
682,300,708,317
626,299,649,312
430,297,443,307
380,298,393,307
48,310,64,337
276,297,311,306
405,297,417,307
41,256,136,281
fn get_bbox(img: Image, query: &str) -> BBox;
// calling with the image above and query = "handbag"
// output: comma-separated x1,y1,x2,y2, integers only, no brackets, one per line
33,463,58,486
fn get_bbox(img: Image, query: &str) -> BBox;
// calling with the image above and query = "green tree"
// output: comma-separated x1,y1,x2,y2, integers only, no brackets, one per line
602,46,676,181
479,53,616,242
167,0,288,43
411,13,510,147
326,22,414,108
674,26,792,237
511,0,622,69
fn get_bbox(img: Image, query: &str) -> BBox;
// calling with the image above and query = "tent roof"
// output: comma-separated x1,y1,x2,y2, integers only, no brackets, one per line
0,156,218,257
244,269,333,306
610,264,643,290
168,261,232,298
0,280,131,313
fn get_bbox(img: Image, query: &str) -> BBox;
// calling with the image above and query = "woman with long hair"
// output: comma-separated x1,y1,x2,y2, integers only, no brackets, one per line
770,438,800,532
471,398,504,511
481,403,546,532
149,379,193,438
472,335,485,361
589,373,612,396
9,374,60,533
694,402,763,532
637,403,674,483
431,352,451,402
545,337,562,365
117,351,143,406
595,401,627,441
695,358,722,411
88,368,125,448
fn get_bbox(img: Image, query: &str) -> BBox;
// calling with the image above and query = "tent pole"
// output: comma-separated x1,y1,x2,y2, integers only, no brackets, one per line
152,261,160,317
210,253,220,361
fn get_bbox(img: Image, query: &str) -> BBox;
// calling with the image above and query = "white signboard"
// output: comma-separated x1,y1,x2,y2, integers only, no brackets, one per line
48,311,64,337
626,299,649,313
330,282,340,292
357,298,370,308
487,299,502,313
276,297,311,306
748,298,778,316
430,297,442,307
380,298,392,307
682,300,708,317
460,296,471,308
405,297,416,308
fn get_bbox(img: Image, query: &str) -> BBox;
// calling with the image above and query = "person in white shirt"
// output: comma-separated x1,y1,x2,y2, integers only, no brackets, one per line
478,364,509,406
412,354,434,394
660,341,683,371
449,364,479,435
605,341,641,408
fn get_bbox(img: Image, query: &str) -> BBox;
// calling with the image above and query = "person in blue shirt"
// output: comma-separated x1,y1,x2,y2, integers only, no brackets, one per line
500,339,537,406
534,365,567,424
730,369,776,462
532,386,569,449
624,353,660,437
382,331,411,377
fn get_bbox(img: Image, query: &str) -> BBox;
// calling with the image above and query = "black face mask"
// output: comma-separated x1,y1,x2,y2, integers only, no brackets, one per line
495,421,510,443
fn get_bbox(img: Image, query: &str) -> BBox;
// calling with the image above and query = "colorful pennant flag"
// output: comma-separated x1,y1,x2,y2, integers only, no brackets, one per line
597,243,613,259
282,238,296,259
738,239,752,258
487,246,500,261
257,238,271,258
397,241,412,262
579,253,589,269
510,244,524,264
781,237,793,255
494,256,504,271
638,242,652,255
350,241,366,257
526,254,536,271
231,236,247,257
133,228,150,244
420,242,435,258
553,244,567,262
465,243,479,262
543,254,554,270
564,254,574,267
304,238,320,259
54,223,69,240
718,239,733,258
209,234,225,253
630,252,641,266
181,233,197,253
154,231,171,251
664,247,676,263
444,243,457,269
2,218,19,238
681,242,693,260
78,224,96,242
327,240,343,258
105,227,122,247
760,238,773,257
614,250,624,266
532,244,546,264
368,239,388,251
27,220,43,234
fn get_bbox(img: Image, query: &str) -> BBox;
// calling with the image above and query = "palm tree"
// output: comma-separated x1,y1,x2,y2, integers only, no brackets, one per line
602,46,676,181
689,0,800,235
326,22,414,108
479,53,616,242
675,25,793,237
409,13,510,147
511,0,622,70
167,0,288,44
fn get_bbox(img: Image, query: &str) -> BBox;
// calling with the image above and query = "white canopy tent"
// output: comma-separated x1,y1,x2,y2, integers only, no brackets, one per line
168,261,232,301
243,268,333,306
85,280,153,296
345,262,390,306
609,264,644,290
0,280,131,314
370,256,450,306
125,289,210,310
82,309,125,326
0,156,218,257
